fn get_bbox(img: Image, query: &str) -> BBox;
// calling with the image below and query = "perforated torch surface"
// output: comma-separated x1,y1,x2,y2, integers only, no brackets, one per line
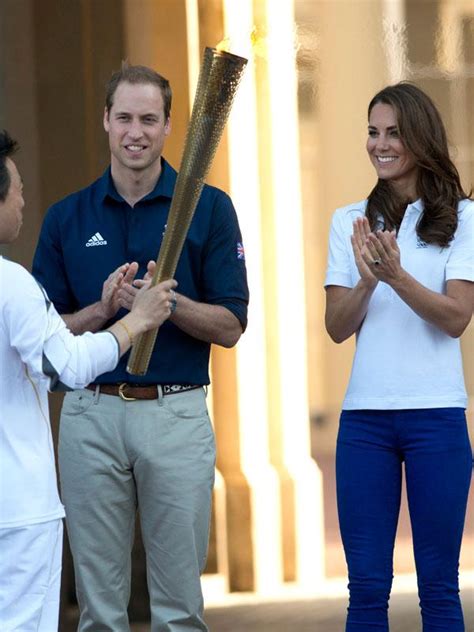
127,48,247,375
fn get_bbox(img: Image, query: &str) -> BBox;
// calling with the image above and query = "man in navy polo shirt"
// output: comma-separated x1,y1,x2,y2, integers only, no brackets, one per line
33,64,249,631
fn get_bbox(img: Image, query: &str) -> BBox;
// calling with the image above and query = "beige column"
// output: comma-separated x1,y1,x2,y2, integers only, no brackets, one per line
204,0,326,591
210,0,285,593
250,0,325,586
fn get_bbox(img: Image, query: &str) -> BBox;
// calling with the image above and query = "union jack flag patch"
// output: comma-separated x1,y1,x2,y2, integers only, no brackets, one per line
237,242,245,260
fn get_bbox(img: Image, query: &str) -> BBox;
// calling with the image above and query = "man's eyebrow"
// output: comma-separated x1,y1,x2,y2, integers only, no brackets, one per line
113,111,159,118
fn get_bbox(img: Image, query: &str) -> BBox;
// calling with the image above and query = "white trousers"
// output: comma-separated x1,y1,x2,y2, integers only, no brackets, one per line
0,518,63,631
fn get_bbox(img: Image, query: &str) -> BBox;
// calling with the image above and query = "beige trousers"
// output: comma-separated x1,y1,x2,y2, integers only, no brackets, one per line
59,386,215,632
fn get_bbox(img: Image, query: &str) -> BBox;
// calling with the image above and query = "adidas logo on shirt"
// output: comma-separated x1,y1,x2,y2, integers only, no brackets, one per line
85,232,108,247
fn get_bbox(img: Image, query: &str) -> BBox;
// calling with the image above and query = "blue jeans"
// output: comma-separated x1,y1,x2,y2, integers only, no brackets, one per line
336,408,472,632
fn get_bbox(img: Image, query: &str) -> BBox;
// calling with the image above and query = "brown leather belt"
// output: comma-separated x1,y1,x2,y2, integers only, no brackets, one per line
86,383,201,401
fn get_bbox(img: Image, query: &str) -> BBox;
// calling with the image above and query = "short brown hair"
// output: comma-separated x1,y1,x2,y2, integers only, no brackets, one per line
105,62,172,120
0,130,19,202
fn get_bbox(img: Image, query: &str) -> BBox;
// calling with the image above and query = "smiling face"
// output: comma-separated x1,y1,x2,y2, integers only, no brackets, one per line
367,102,418,199
103,80,171,178
0,158,24,244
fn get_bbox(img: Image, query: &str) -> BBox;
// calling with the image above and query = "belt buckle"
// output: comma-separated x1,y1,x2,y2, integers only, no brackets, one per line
118,383,136,401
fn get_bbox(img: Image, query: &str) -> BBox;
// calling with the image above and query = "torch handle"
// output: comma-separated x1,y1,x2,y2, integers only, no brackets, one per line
126,327,159,376
126,260,178,376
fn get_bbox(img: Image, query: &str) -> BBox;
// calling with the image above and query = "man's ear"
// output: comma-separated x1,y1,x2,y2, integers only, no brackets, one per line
165,117,171,137
103,107,110,133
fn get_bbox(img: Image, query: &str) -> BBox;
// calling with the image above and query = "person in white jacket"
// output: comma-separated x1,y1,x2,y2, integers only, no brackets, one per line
0,129,176,632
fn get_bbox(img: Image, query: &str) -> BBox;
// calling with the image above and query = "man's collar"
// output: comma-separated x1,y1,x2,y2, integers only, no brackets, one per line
98,158,177,204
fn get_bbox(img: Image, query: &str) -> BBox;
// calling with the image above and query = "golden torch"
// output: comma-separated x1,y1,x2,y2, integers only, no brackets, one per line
127,46,248,375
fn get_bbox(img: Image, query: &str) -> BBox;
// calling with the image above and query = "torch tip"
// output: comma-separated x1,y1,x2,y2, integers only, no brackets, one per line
206,46,248,65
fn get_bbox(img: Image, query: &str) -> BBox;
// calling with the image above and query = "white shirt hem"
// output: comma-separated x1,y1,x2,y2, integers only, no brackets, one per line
0,506,65,530
342,395,467,410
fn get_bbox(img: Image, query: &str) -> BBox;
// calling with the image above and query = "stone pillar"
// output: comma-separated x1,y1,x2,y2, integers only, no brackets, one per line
211,0,284,593
250,0,325,586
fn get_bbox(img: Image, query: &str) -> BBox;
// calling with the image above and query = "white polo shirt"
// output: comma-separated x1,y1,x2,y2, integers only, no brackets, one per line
325,199,473,410
0,257,119,528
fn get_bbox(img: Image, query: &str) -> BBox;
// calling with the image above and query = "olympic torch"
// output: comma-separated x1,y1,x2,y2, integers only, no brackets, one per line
127,46,248,375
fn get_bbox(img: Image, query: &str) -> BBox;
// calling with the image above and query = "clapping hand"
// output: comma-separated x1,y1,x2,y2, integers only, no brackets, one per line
351,217,378,289
117,260,157,311
100,262,139,319
363,227,402,285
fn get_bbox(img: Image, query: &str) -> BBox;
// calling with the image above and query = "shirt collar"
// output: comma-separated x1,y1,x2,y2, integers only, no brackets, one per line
98,157,177,204
409,198,423,213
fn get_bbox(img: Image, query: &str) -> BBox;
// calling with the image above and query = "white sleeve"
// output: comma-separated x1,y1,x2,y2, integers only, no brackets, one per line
324,209,354,288
3,262,119,391
445,200,474,282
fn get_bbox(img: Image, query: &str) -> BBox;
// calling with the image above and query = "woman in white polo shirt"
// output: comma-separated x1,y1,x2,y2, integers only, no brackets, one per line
325,83,473,632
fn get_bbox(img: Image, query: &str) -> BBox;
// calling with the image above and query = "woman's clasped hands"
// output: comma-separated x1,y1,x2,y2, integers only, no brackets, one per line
351,216,404,287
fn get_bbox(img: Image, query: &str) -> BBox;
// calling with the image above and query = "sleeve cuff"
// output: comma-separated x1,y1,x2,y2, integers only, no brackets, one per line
324,271,354,288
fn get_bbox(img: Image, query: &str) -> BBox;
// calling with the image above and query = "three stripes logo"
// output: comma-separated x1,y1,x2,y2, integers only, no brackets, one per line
86,232,107,247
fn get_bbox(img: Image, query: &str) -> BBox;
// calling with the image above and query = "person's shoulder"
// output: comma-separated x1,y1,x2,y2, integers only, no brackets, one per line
1,256,28,278
201,182,232,206
47,173,106,216
0,258,51,327
196,183,235,224
0,256,38,295
457,198,474,217
332,199,367,223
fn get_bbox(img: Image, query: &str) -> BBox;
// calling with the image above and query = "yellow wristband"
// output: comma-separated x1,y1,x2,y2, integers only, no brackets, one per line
116,320,134,345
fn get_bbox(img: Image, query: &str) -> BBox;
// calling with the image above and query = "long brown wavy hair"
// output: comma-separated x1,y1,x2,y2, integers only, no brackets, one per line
366,82,471,247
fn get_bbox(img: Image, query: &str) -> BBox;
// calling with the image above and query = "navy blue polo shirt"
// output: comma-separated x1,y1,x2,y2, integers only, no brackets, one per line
32,159,249,385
